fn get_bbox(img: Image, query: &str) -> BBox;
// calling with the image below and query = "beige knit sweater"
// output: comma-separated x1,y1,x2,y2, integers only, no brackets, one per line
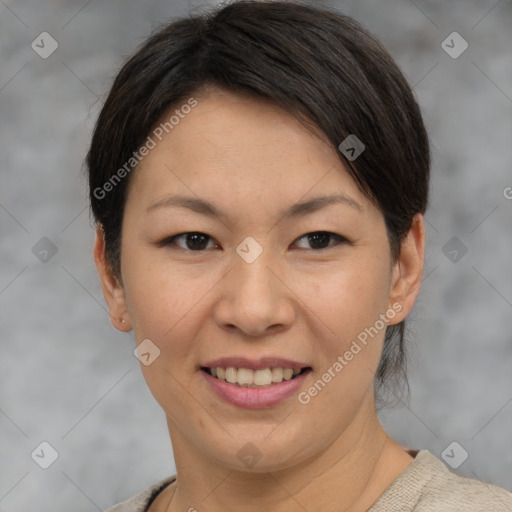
104,450,512,511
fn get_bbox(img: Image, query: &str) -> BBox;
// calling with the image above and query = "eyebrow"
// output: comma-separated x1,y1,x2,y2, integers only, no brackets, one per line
146,193,362,220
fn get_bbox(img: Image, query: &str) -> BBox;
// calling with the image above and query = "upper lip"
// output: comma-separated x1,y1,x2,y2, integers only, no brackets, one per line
201,357,310,371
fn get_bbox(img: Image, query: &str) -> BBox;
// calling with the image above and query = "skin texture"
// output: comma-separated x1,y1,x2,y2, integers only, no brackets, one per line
94,86,425,511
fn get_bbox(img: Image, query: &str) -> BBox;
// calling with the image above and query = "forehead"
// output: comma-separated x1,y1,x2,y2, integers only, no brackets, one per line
126,88,369,215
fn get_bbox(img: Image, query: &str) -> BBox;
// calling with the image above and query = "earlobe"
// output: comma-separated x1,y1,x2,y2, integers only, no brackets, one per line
388,214,425,324
93,225,132,332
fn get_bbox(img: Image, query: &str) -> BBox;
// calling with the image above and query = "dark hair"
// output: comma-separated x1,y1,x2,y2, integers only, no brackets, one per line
86,0,430,401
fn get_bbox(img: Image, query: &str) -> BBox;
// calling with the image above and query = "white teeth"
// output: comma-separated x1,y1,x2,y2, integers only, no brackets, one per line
254,368,272,386
271,368,283,382
208,366,304,387
237,368,253,386
283,368,294,380
225,367,237,384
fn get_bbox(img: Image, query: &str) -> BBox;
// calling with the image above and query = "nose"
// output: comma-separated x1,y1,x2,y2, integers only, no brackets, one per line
213,248,295,337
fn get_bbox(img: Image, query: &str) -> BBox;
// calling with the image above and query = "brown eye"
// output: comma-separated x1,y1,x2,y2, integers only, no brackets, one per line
161,232,217,251
294,231,346,250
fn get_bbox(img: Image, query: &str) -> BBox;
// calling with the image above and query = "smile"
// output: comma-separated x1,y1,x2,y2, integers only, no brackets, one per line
200,366,312,408
202,366,311,387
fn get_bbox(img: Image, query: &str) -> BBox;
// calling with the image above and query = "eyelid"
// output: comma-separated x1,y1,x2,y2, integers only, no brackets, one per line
158,231,349,251
294,232,348,250
157,232,219,249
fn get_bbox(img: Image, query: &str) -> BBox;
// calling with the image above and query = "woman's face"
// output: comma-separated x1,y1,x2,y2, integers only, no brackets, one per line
96,87,422,473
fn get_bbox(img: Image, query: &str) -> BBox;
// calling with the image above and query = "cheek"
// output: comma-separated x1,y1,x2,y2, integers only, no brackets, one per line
300,258,392,386
121,230,200,331
121,248,224,376
121,259,208,414
306,258,391,336
124,262,203,342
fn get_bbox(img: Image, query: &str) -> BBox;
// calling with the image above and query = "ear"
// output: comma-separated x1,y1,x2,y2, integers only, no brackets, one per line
387,213,425,324
93,225,132,332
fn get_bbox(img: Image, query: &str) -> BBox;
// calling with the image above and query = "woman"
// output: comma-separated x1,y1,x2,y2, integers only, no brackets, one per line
87,1,512,510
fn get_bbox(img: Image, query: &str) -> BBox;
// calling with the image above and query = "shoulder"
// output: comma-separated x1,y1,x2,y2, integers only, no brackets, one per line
104,475,176,512
369,450,512,511
415,452,512,511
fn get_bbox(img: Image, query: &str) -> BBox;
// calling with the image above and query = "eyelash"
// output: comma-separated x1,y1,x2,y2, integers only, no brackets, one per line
159,231,348,252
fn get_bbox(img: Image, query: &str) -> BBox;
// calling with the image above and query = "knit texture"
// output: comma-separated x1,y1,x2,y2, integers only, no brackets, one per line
104,450,512,511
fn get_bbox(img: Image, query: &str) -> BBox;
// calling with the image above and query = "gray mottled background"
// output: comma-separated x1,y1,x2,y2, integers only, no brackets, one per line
1,0,511,510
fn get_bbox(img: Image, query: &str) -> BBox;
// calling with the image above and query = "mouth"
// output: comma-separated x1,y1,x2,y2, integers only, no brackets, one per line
200,366,312,388
200,363,313,408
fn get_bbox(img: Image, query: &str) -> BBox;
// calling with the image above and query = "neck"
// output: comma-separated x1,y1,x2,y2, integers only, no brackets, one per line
161,403,413,512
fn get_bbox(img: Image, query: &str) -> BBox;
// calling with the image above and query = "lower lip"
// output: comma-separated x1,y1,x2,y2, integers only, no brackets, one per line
201,369,311,409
